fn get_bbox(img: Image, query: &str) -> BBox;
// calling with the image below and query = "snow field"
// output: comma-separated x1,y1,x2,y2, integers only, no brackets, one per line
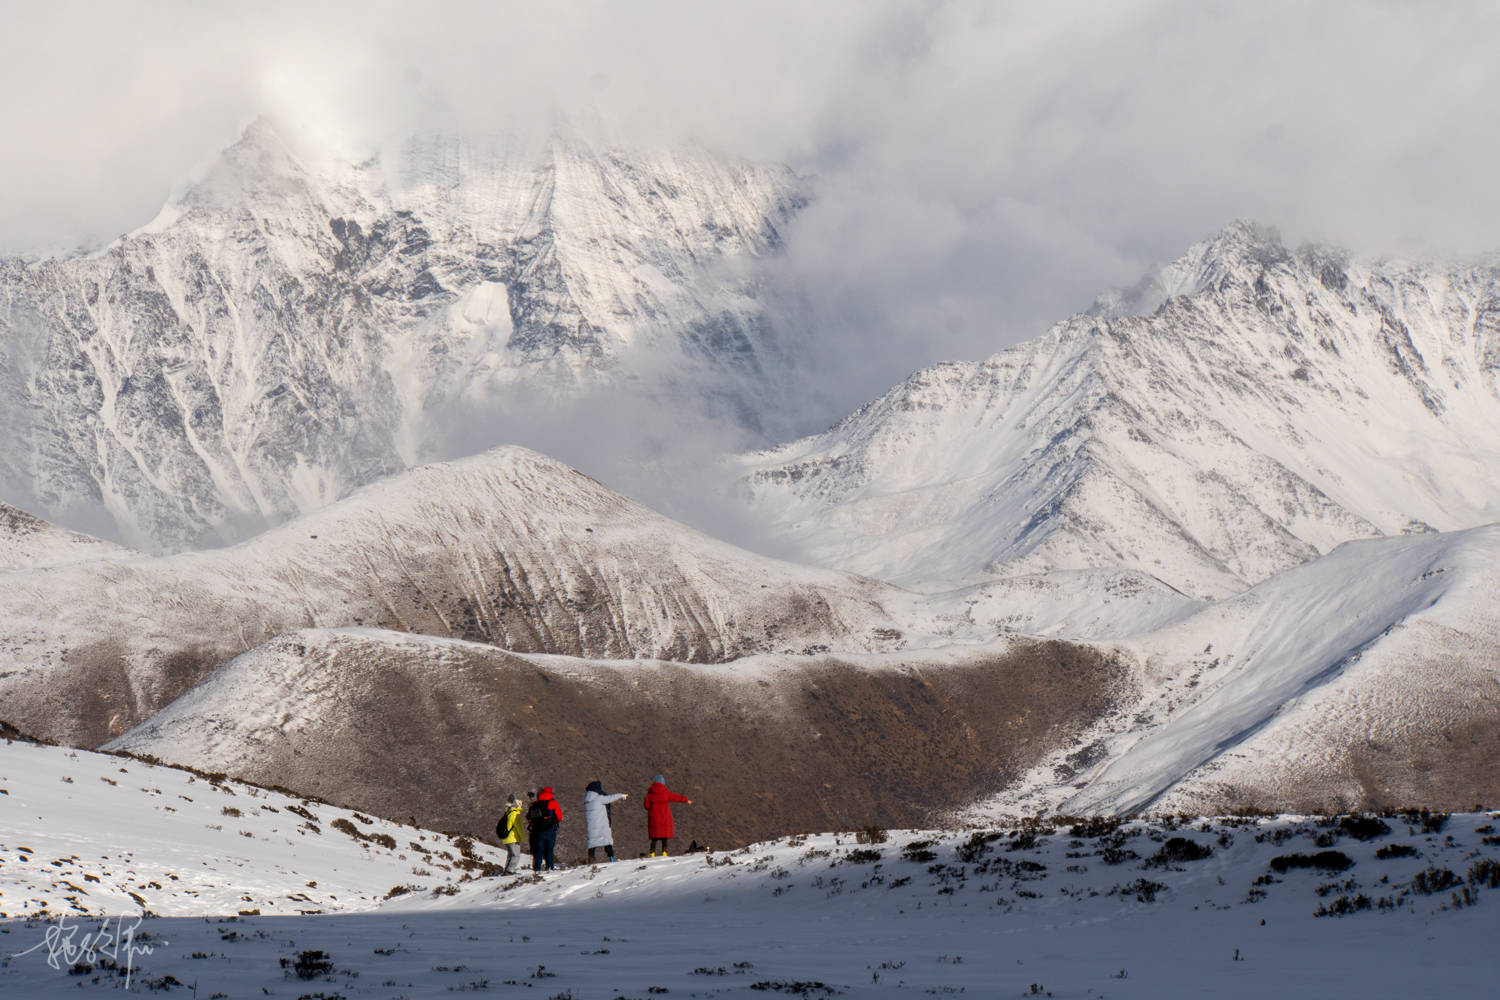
4,741,1499,996
0,739,509,921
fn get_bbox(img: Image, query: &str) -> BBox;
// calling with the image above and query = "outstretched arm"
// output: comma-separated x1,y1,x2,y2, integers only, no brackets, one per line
668,791,691,804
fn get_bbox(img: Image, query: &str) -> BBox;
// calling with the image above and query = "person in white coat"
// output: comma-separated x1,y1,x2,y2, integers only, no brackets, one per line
583,779,629,862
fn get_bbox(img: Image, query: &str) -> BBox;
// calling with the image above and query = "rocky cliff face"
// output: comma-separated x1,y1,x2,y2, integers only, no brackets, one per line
0,119,805,549
742,222,1500,598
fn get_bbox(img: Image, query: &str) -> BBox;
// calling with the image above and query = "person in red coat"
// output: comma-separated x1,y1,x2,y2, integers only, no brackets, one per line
643,774,692,856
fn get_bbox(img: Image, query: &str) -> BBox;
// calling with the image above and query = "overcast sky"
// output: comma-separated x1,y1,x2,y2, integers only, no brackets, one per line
3,1,1498,546
5,1,1496,350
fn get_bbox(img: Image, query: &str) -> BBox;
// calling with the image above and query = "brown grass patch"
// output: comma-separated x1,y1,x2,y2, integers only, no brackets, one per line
136,635,1125,858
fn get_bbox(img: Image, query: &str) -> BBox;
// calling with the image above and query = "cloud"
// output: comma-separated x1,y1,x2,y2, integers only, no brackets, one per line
427,379,802,559
3,0,1497,495
6,3,1494,245
748,0,1500,416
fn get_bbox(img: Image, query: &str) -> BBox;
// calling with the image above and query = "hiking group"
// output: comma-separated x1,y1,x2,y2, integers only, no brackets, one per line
496,774,695,873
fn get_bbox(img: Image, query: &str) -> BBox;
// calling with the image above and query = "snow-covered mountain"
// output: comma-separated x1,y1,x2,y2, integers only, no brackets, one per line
6,171,1499,855
742,222,1500,598
981,524,1500,818
5,442,1488,829
0,118,804,549
1,437,1495,971
0,446,911,748
104,525,1500,836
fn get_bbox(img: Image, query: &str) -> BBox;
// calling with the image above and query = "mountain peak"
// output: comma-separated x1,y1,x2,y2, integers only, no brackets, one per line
1190,218,1294,274
745,224,1500,599
1204,218,1285,253
176,116,316,214
238,113,288,148
1090,219,1291,319
0,122,808,550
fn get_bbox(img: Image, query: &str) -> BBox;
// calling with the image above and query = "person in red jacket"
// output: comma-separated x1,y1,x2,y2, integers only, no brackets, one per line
643,774,692,857
527,786,564,871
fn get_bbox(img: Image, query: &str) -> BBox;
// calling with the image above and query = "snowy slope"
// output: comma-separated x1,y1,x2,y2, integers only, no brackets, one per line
0,446,912,748
981,525,1500,818
0,503,130,571
742,222,1500,598
105,627,1122,850
6,444,1494,827
0,736,508,920
0,118,804,550
923,567,1203,641
4,739,1497,998
104,527,1500,836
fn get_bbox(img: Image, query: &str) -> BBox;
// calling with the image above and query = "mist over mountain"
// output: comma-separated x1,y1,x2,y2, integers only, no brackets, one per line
743,222,1500,599
5,10,1500,997
0,119,806,551
5,120,1498,829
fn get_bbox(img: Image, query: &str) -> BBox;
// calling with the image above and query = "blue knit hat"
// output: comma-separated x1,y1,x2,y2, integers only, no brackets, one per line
654,774,665,784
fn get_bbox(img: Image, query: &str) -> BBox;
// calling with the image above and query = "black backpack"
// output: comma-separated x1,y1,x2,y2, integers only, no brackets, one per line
527,799,558,832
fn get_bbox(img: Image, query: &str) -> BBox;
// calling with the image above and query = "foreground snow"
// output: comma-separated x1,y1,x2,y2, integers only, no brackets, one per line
3,740,1498,997
0,739,507,920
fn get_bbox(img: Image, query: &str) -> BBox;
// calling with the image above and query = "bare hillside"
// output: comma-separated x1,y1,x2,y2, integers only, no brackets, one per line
109,628,1125,856
0,446,911,746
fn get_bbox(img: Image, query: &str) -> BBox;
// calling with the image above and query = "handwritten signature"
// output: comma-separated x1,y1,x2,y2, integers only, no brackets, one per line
10,914,155,988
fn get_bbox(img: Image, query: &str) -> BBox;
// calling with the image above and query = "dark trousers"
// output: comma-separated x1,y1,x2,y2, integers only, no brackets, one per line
588,844,615,862
533,828,557,871
651,837,670,855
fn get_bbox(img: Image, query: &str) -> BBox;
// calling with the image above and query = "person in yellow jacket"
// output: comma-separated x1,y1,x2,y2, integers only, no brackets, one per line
497,794,525,874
